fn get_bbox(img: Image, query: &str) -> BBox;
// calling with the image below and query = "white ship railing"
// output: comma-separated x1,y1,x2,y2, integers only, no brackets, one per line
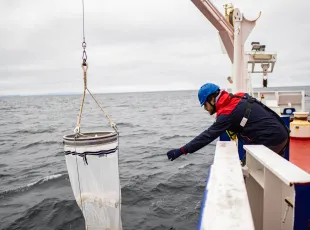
198,141,310,230
252,90,305,114
198,141,254,230
244,145,310,230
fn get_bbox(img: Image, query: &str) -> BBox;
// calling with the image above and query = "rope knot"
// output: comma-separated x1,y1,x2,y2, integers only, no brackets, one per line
111,122,118,131
74,126,80,135
81,62,88,73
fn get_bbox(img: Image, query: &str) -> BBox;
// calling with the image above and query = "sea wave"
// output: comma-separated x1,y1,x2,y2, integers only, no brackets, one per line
0,174,65,199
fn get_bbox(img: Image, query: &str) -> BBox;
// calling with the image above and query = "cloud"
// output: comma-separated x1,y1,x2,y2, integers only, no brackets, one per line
1,0,310,95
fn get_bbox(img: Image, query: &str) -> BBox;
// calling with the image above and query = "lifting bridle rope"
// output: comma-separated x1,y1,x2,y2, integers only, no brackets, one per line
74,0,118,136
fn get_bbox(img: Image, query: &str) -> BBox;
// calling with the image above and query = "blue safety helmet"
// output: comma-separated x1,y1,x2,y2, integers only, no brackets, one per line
198,83,220,106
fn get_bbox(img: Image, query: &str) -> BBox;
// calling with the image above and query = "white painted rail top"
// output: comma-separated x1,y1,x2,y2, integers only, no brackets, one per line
244,145,310,185
200,141,254,230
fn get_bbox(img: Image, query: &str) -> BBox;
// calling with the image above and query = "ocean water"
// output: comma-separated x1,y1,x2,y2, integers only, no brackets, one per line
1,86,310,230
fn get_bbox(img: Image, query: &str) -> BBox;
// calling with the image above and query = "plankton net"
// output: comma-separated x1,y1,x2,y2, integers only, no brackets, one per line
62,1,122,229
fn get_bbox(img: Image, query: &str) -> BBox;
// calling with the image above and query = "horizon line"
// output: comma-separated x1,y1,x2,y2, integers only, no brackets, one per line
1,85,310,97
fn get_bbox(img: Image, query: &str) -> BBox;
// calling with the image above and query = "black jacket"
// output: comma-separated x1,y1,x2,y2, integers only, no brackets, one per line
183,91,289,154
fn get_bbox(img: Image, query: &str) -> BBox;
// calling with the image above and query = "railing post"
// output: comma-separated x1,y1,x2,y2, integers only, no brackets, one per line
219,132,230,141
281,115,290,161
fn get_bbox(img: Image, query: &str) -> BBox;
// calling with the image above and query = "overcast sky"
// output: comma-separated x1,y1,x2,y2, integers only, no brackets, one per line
1,0,309,95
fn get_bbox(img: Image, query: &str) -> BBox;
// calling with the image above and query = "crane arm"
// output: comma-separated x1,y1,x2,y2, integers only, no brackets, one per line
191,0,234,63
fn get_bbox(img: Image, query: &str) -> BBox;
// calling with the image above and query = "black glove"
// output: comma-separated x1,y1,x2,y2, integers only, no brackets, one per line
167,148,186,161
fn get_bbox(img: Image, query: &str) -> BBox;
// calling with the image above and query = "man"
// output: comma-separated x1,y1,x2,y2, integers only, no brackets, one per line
166,83,290,161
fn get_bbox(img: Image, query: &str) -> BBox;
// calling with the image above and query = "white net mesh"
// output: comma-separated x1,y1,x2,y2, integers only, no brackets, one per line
64,139,122,230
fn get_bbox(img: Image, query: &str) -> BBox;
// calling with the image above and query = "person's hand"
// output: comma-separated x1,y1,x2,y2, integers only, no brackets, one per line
167,148,186,161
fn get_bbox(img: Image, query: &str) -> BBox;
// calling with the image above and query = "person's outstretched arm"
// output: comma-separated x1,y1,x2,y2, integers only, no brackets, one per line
167,114,233,161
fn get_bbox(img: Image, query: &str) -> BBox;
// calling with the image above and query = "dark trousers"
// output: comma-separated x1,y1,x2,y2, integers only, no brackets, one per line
267,138,289,157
